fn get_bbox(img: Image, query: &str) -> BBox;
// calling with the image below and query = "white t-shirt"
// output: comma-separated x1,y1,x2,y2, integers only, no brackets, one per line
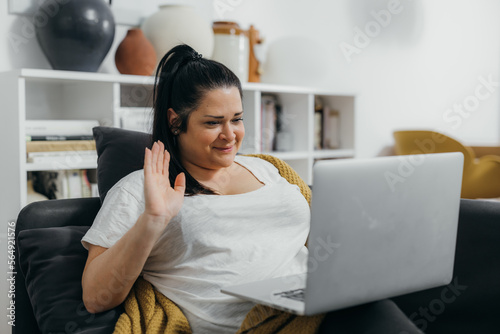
82,155,310,333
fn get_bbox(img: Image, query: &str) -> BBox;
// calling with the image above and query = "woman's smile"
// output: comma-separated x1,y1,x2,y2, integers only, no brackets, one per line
213,145,234,153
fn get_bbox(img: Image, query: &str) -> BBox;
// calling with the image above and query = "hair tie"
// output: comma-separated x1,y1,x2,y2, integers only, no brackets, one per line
192,52,203,61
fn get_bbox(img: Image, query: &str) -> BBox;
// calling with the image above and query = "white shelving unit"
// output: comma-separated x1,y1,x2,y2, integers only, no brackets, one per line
1,68,356,221
0,68,355,332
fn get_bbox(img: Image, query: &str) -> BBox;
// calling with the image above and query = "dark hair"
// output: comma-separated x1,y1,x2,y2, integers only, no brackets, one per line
151,44,243,195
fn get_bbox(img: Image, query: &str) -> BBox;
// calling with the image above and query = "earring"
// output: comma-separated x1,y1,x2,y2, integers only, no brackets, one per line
173,129,179,135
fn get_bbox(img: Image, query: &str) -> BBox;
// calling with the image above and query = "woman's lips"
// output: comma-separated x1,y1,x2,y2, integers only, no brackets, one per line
214,146,233,153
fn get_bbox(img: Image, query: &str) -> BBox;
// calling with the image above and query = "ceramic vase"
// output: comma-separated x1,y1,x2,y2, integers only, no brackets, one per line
115,29,157,76
34,0,115,72
141,5,214,64
212,21,249,82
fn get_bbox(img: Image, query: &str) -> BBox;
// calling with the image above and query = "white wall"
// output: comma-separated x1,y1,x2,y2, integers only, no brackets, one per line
1,0,499,157
222,0,500,157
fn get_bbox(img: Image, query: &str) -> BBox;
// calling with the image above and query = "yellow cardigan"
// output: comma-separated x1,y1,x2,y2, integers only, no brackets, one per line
113,154,325,334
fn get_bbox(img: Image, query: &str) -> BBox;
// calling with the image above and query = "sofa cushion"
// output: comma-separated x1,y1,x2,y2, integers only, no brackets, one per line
17,225,121,334
93,126,151,202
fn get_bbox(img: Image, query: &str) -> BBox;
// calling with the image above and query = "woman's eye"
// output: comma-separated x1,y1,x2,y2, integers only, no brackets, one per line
232,118,244,123
205,121,220,125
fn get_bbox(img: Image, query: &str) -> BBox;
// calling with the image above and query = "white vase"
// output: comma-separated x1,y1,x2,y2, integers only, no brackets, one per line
141,5,214,64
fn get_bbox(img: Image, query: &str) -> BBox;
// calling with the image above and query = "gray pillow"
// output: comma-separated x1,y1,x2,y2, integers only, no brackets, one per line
92,126,151,202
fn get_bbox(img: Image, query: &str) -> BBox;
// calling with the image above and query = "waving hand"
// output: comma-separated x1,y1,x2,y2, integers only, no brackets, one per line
143,141,186,229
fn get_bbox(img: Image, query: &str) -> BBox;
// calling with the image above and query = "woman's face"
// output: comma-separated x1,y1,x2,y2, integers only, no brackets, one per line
174,86,245,172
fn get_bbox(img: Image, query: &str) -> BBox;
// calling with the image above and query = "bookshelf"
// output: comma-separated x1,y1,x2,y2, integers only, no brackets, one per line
0,68,356,219
0,69,356,220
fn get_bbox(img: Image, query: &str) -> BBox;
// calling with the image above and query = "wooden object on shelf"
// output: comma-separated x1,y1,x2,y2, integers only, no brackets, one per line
248,25,263,83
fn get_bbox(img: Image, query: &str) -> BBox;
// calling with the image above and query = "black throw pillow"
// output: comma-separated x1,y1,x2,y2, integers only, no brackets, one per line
17,226,122,334
92,126,151,202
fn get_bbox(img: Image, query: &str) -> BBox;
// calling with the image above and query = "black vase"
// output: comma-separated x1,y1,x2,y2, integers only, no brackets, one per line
34,0,115,72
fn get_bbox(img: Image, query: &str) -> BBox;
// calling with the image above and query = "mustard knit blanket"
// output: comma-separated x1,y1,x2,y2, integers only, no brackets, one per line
113,277,191,334
113,155,325,333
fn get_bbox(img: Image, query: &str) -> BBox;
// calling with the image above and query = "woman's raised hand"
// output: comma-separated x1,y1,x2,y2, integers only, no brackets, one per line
143,141,186,229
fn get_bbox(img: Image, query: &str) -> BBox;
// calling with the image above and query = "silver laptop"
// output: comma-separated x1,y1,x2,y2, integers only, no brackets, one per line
221,152,464,315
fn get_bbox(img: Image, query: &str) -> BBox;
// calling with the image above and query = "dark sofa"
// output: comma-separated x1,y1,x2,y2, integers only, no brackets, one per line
13,127,500,333
392,198,500,333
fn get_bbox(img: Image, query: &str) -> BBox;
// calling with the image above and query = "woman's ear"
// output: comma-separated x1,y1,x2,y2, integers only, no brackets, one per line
167,108,179,128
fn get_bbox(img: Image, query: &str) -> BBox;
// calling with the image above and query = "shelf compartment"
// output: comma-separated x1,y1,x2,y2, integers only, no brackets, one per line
116,107,154,133
25,80,115,124
317,94,355,151
120,83,154,108
260,91,311,153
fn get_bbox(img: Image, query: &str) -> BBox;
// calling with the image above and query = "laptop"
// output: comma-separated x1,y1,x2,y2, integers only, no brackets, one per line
221,152,464,315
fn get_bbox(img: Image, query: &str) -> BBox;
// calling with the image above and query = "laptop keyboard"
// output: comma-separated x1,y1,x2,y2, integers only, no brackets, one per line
274,288,305,302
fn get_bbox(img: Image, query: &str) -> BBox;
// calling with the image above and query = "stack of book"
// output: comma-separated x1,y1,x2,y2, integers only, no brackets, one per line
261,94,279,152
25,120,99,167
314,97,340,150
25,120,100,200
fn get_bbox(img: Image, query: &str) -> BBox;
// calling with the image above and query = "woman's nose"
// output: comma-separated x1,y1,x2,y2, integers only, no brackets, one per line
219,123,236,141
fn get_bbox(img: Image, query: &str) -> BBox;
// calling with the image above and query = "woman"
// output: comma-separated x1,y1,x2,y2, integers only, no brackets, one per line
81,44,311,333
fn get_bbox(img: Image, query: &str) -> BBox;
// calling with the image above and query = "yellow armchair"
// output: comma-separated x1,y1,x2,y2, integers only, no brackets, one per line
393,130,500,199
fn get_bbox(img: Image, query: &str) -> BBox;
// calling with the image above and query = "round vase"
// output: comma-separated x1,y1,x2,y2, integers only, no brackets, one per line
212,21,249,82
34,0,115,72
141,5,214,63
115,29,157,76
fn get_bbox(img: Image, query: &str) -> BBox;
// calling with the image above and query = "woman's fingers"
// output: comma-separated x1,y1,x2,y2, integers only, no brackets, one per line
163,149,170,177
150,142,159,174
144,141,178,191
144,147,152,173
174,172,186,195
157,141,164,173
146,141,168,175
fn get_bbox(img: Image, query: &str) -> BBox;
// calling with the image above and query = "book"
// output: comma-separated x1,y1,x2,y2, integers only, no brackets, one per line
261,94,278,151
27,150,97,158
25,120,99,136
322,107,340,149
313,96,341,150
314,96,324,150
81,169,93,198
26,140,96,153
26,151,97,164
26,135,95,141
314,108,323,150
66,170,83,198
275,103,294,152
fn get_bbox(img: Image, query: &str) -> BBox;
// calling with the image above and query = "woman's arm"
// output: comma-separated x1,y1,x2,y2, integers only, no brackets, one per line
82,141,185,313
